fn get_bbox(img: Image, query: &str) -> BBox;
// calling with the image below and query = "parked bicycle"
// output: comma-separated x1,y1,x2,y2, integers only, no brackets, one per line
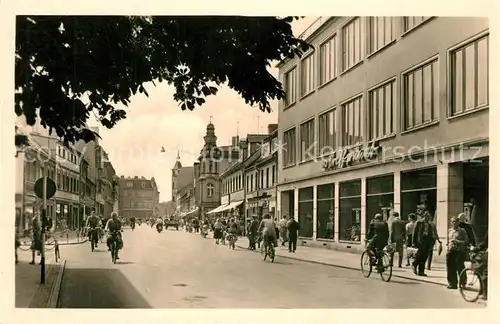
361,243,393,282
459,248,488,302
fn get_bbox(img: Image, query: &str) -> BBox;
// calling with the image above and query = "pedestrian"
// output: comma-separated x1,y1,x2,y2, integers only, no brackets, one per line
15,230,20,264
278,215,288,246
192,218,200,233
30,214,42,265
248,216,259,250
446,216,468,289
287,216,299,253
458,212,477,248
213,218,223,244
411,210,434,276
405,213,417,266
426,212,443,270
388,211,405,268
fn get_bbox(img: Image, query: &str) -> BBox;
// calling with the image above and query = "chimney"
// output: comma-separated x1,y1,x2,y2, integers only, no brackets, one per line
232,136,240,147
267,124,278,135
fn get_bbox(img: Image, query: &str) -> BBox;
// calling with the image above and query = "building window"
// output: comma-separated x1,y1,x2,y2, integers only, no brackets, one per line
250,174,254,192
207,183,214,197
339,179,362,241
284,67,298,106
271,165,275,186
298,187,313,238
342,96,364,146
283,127,297,167
317,183,335,239
403,16,431,32
126,181,133,188
366,175,394,235
299,119,315,162
319,35,338,85
401,168,437,222
209,160,213,173
450,35,489,116
402,59,439,130
301,54,315,96
318,109,336,156
246,175,250,190
141,182,146,188
368,17,396,54
260,169,264,189
342,17,363,71
265,168,269,188
368,79,395,140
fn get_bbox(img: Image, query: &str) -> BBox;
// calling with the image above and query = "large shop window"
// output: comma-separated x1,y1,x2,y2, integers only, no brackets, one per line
299,119,315,162
317,183,335,239
342,96,364,146
284,67,298,106
283,127,297,167
318,109,337,156
450,34,489,116
319,34,338,85
339,180,362,241
401,168,437,222
298,187,314,238
368,79,395,140
368,17,396,54
301,53,315,96
342,17,363,71
402,59,439,131
366,175,394,234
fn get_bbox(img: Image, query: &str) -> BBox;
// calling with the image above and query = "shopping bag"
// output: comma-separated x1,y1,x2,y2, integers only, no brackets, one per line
437,242,443,255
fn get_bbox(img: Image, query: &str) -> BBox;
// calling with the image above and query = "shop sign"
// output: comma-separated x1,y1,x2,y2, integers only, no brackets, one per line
323,141,380,171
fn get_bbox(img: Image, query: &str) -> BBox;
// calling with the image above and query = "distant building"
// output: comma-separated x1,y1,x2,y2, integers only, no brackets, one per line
158,201,175,217
117,176,160,220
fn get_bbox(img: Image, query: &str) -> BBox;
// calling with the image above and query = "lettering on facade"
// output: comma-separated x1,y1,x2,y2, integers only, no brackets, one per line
323,141,381,171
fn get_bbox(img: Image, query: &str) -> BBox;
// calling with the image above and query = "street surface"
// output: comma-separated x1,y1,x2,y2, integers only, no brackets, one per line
57,226,482,308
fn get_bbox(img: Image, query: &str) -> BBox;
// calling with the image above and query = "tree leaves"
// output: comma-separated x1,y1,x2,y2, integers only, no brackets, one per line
15,16,312,143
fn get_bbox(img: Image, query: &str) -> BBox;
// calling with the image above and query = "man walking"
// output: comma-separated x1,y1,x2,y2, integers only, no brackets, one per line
287,216,299,253
388,212,405,268
412,211,435,276
278,215,288,246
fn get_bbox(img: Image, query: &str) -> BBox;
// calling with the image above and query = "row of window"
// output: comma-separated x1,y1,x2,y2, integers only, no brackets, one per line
223,173,243,194
201,159,219,174
246,165,276,193
125,181,155,189
57,145,79,165
285,167,437,241
122,201,155,209
282,33,489,167
285,17,436,105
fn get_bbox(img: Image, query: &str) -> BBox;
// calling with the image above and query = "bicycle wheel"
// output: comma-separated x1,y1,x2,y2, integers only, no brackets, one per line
19,236,32,251
360,251,372,278
270,246,275,263
111,242,117,264
459,268,482,303
379,252,393,282
261,244,267,261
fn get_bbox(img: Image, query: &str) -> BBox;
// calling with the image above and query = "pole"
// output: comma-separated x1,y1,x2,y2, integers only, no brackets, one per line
40,164,47,284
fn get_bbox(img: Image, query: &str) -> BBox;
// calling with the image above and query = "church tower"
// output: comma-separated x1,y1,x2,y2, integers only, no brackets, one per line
171,151,182,202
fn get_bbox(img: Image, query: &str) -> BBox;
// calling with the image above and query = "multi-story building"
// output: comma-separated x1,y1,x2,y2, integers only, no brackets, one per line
118,176,160,220
211,125,278,229
171,152,195,215
100,149,118,217
276,17,489,251
158,201,175,218
245,128,278,222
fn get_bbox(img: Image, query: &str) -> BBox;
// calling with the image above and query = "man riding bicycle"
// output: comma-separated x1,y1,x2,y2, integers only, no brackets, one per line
86,212,102,246
105,212,123,259
258,214,277,252
365,213,389,269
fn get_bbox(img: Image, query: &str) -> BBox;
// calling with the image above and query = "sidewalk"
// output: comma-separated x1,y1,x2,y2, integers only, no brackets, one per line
232,235,449,286
15,249,66,308
51,230,88,245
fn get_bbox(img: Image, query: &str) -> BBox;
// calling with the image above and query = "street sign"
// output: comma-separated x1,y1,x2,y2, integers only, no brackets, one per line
34,177,57,199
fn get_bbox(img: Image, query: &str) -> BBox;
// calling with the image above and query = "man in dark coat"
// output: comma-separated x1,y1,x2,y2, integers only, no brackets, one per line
412,211,435,276
388,212,406,268
287,217,300,253
366,213,389,265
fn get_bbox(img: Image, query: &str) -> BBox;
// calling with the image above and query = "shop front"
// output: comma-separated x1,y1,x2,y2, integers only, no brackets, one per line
277,142,489,251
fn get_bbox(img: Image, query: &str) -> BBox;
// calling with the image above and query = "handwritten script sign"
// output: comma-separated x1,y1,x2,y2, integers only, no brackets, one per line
323,141,380,171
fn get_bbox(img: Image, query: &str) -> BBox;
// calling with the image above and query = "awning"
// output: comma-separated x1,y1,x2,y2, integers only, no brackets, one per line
207,204,229,215
219,200,244,212
181,208,199,218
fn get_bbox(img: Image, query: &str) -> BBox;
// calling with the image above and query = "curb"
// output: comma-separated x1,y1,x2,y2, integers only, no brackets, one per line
234,242,447,287
47,260,66,308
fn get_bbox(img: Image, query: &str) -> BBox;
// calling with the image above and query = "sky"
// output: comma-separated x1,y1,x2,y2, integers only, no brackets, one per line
86,17,318,202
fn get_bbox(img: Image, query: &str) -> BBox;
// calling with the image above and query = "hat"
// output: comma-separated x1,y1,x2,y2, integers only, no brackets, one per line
374,213,382,220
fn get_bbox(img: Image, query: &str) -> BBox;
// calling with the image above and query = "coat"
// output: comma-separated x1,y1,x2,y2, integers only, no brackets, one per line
366,219,389,249
389,217,406,243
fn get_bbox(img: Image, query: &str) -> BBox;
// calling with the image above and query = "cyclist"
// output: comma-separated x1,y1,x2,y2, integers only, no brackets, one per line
130,216,136,230
105,212,123,259
86,211,102,246
258,214,277,254
365,213,389,270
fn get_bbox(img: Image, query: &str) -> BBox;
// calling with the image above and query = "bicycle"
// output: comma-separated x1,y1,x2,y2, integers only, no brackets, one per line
261,238,275,263
459,248,488,303
361,243,393,282
18,230,57,251
109,231,121,264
